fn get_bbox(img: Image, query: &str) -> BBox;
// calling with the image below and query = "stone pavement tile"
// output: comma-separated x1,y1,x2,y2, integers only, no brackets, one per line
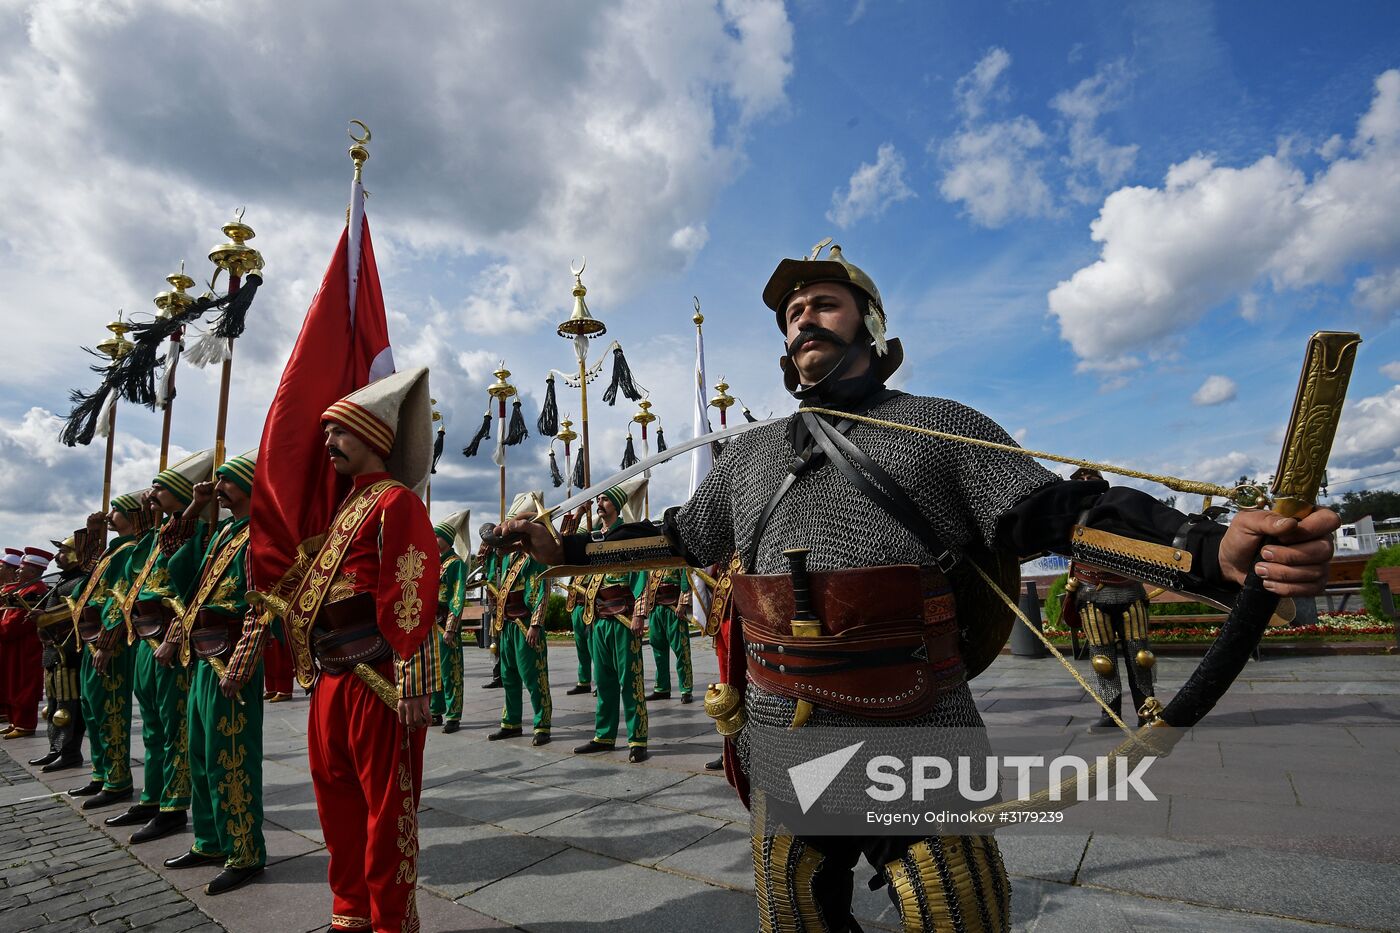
1137,762,1298,807
1216,736,1391,778
1009,876,1360,932
177,849,331,933
421,737,570,787
1247,680,1399,695
1056,796,1170,837
1078,832,1400,929
998,832,1091,884
427,771,604,833
1249,695,1399,724
638,773,750,823
413,886,517,932
0,779,48,805
261,782,325,844
460,846,753,932
417,806,566,899
514,754,692,801
1290,768,1400,816
654,822,750,888
640,738,727,772
1168,795,1400,864
534,798,727,867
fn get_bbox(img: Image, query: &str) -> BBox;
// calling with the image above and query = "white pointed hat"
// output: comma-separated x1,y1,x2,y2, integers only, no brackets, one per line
433,508,472,561
505,491,543,521
151,447,217,506
322,367,433,495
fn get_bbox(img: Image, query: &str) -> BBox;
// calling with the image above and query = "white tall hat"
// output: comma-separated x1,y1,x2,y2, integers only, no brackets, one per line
322,366,433,495
433,508,472,562
151,447,217,506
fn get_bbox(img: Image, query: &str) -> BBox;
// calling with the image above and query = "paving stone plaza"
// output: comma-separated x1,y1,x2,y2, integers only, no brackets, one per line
3,643,1398,932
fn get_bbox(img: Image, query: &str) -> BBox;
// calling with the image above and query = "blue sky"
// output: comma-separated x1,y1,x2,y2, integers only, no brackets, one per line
1,0,1398,547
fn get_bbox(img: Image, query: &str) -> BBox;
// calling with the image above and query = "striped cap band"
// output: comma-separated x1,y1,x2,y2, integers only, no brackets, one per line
602,486,628,510
152,468,196,505
111,494,143,515
216,456,256,495
322,400,394,457
433,522,455,542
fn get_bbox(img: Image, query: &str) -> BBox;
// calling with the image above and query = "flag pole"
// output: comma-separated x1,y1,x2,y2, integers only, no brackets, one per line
631,399,656,520
152,263,197,471
94,314,134,510
557,261,606,528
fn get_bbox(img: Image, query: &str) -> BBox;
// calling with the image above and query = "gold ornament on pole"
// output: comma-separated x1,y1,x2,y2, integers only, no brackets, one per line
631,398,657,520
487,365,518,523
206,208,264,475
557,259,607,523
556,416,578,494
152,263,196,471
709,377,735,428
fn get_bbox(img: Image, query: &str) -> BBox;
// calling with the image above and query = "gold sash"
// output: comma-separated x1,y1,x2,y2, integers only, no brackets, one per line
69,541,137,641
283,480,401,688
493,554,532,635
119,531,165,624
579,574,605,627
175,524,251,666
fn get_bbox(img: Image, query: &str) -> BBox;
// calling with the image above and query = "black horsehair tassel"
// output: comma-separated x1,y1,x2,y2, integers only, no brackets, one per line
572,446,586,488
537,374,559,436
431,427,445,474
505,399,529,446
59,272,264,446
620,435,638,469
601,345,644,405
461,411,492,457
548,449,564,488
741,405,757,423
655,427,667,452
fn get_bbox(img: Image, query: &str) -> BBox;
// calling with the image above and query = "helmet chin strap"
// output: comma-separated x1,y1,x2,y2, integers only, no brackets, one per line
785,338,875,402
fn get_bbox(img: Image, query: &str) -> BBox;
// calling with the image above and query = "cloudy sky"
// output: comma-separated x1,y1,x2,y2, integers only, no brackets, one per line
2,0,1398,548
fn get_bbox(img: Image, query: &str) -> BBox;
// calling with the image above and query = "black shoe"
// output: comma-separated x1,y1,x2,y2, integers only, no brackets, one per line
565,684,592,696
532,733,551,747
482,678,503,689
487,727,523,741
130,810,187,844
430,714,443,726
42,755,84,773
67,779,103,798
646,691,671,702
28,751,60,767
442,720,460,734
680,694,693,705
704,756,724,771
1085,714,1121,735
206,865,263,896
105,802,160,826
165,849,225,869
82,787,133,810
573,740,614,754
628,747,649,763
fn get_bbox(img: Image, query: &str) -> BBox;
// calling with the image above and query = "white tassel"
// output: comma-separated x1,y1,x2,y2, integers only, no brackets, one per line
864,302,889,356
94,390,116,439
491,414,506,468
156,338,183,408
185,332,231,368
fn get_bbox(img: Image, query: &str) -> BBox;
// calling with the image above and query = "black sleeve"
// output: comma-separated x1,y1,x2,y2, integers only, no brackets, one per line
559,508,692,568
997,479,1232,591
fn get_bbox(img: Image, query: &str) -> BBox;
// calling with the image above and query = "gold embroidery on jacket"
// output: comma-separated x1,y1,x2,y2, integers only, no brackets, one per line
394,545,426,633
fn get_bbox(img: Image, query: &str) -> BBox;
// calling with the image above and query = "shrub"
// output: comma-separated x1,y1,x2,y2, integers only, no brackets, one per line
1362,544,1400,619
1043,573,1068,627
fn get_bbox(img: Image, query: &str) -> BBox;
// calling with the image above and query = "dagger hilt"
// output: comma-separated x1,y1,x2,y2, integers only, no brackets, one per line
783,547,821,638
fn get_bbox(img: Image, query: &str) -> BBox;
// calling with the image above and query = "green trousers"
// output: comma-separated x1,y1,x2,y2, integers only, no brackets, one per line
188,659,265,869
498,621,551,734
79,642,135,791
591,616,648,747
132,638,192,811
648,606,693,696
570,606,592,686
431,629,464,721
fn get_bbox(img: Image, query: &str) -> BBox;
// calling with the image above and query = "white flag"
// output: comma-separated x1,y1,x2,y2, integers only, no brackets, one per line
689,320,714,631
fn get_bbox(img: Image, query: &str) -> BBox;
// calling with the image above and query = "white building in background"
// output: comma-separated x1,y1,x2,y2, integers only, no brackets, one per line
1335,515,1400,553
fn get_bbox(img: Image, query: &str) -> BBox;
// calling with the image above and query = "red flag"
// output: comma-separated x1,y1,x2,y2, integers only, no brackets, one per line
250,187,394,590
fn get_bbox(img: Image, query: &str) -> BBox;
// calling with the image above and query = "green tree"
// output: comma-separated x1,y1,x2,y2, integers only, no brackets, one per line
1362,545,1400,619
1337,489,1400,524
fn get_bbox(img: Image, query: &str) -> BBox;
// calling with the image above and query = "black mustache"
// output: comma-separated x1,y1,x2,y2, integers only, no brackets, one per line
327,447,348,460
786,326,849,356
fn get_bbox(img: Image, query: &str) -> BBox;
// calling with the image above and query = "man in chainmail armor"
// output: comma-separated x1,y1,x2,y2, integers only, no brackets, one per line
501,242,1338,933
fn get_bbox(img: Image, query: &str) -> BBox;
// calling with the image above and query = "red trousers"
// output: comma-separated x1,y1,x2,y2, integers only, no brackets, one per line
263,636,293,695
308,667,425,933
1,629,42,731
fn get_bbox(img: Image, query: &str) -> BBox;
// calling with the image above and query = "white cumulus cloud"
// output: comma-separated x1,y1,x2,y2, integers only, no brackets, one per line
1049,69,1400,372
1380,361,1400,381
1050,59,1139,203
1191,374,1237,406
827,143,916,228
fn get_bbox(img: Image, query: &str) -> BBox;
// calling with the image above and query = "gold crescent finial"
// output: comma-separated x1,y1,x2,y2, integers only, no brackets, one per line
570,256,587,279
348,120,371,145
234,206,246,223
809,236,833,260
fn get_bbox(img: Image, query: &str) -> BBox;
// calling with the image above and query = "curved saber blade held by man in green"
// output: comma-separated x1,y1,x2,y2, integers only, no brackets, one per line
500,240,1346,933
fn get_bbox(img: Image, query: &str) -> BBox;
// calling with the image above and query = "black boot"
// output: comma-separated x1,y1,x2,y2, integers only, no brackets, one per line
28,750,60,767
206,865,264,896
42,755,84,773
704,756,724,771
442,720,460,734
628,746,649,764
81,787,133,810
482,677,503,689
105,802,159,827
165,849,225,869
532,732,551,747
645,690,671,702
680,694,693,705
67,779,102,798
565,683,592,696
573,740,614,754
487,727,523,741
130,810,187,844
1086,702,1123,734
